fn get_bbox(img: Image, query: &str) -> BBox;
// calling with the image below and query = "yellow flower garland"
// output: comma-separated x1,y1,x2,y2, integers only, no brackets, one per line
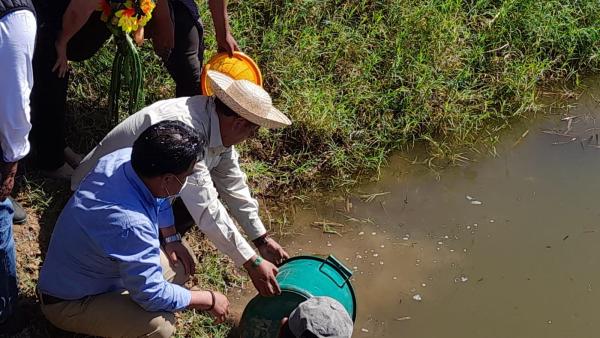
98,0,156,33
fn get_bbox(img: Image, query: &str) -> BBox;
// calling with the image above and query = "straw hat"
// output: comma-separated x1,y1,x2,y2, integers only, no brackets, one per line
207,70,291,129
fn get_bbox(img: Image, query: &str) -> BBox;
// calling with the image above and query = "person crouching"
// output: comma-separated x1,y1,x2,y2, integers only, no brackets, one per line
37,120,229,337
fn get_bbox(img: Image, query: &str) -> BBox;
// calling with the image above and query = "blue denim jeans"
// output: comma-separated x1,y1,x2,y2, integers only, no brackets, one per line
0,198,17,323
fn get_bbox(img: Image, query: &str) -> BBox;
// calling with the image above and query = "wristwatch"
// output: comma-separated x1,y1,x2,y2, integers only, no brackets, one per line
163,233,182,244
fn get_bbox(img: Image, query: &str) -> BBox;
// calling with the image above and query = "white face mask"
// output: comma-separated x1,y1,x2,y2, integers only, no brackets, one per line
162,175,188,203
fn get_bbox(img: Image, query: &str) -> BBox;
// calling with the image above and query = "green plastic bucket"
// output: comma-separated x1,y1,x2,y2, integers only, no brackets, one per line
239,255,356,338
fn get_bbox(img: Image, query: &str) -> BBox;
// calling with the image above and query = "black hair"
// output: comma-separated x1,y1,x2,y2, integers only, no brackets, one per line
214,97,240,118
131,120,205,178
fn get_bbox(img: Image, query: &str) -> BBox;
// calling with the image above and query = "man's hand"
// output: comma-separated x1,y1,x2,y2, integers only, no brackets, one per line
189,290,230,323
0,162,18,201
208,0,239,57
164,241,195,276
216,32,239,57
52,38,69,78
255,236,289,266
244,256,281,297
52,0,98,77
209,291,230,323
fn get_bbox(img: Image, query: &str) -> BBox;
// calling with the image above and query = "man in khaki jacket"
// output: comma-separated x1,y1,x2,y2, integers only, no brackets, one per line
73,71,292,296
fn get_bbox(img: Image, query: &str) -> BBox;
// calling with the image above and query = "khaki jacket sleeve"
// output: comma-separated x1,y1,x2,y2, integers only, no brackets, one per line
179,160,256,266
211,147,267,241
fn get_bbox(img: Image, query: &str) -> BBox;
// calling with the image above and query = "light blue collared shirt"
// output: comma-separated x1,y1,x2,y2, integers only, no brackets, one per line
38,148,191,312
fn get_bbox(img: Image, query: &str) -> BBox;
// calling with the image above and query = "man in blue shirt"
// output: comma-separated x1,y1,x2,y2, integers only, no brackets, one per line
38,121,229,337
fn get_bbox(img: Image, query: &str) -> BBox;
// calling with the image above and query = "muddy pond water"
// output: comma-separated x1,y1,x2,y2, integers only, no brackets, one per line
232,77,600,337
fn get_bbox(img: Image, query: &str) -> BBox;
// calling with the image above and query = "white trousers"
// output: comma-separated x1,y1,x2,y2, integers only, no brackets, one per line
0,10,36,163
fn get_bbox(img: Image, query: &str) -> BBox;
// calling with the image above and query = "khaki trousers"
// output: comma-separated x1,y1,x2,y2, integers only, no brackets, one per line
40,245,195,338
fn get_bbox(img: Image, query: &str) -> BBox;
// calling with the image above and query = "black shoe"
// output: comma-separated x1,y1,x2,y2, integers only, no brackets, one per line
9,197,27,225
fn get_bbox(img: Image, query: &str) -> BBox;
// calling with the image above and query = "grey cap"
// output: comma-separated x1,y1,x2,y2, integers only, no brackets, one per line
288,297,353,338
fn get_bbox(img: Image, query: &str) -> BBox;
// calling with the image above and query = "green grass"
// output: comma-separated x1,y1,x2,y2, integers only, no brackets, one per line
225,0,600,189
30,0,598,336
73,0,600,192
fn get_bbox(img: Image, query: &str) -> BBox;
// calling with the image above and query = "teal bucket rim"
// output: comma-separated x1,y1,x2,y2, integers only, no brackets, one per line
279,255,357,321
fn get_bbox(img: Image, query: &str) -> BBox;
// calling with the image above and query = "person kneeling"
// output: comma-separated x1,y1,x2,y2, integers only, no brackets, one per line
37,121,228,337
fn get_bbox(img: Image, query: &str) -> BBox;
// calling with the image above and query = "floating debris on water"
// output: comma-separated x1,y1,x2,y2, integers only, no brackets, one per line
396,316,412,321
372,232,377,235
421,283,427,287
379,261,384,265
471,200,483,205
466,195,473,200
373,253,379,257
313,221,345,236
361,328,369,333
358,231,365,236
358,191,391,203
454,275,469,283
412,294,422,301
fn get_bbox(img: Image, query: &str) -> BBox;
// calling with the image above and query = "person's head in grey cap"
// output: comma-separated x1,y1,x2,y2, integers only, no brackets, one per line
278,296,353,338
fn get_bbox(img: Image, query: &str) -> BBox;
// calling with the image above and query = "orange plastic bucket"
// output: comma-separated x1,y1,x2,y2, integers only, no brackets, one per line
200,51,263,96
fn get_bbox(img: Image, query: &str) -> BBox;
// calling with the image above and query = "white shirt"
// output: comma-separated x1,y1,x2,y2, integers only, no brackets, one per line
72,96,266,266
